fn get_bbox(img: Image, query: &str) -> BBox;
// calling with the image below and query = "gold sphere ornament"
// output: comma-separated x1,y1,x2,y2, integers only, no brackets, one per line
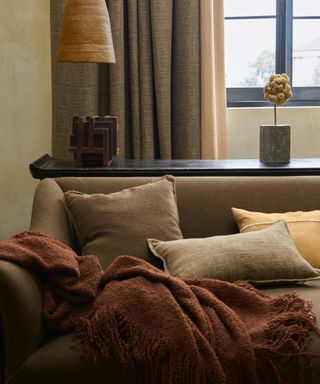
263,73,293,106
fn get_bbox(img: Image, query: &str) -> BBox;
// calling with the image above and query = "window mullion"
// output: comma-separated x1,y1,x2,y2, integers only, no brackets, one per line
276,0,286,73
285,0,293,81
276,0,293,78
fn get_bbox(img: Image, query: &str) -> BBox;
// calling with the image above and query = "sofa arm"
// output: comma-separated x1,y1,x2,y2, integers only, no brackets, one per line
0,260,46,378
30,178,72,247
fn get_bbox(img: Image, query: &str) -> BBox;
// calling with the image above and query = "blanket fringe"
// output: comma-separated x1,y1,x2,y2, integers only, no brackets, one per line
254,292,320,383
73,309,214,384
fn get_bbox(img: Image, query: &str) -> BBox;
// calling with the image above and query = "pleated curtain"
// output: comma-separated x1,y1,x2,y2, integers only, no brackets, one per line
200,0,227,159
50,0,227,160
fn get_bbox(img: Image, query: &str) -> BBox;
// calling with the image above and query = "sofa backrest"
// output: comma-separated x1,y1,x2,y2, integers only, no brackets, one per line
30,176,320,249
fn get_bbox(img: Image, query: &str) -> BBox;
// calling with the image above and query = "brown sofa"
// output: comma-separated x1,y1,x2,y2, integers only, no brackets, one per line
1,175,320,383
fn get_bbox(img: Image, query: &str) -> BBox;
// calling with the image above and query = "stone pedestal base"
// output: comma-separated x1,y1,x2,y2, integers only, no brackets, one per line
260,124,290,165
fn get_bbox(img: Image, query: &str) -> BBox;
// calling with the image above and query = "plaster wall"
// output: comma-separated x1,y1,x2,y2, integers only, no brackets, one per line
0,0,51,240
227,107,320,159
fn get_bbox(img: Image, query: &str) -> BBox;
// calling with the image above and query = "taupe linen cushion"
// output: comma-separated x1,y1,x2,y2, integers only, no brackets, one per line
64,176,183,268
148,220,320,284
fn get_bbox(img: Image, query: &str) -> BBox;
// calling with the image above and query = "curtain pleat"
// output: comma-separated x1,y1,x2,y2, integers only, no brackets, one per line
127,1,141,159
105,0,127,158
200,0,227,159
136,0,156,159
171,0,201,159
150,1,173,159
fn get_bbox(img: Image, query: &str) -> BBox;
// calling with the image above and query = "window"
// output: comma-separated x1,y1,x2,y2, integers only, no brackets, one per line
224,0,320,107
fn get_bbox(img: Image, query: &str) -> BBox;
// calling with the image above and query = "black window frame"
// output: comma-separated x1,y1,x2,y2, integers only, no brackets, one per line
225,0,320,107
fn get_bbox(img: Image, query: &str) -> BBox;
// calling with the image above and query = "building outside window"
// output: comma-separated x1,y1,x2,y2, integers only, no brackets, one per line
224,0,320,107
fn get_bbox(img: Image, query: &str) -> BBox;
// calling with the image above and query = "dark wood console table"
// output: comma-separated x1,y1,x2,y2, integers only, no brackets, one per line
29,154,320,179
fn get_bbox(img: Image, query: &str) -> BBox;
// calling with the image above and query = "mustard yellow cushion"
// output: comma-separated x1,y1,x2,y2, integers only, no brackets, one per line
232,207,320,268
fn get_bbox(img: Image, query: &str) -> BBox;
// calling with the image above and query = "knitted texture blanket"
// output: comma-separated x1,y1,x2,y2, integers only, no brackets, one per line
0,231,319,384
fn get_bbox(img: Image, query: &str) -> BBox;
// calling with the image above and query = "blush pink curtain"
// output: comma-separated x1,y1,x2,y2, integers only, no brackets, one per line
200,0,228,159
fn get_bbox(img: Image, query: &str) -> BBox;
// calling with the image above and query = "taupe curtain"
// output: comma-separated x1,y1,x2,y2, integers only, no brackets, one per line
200,0,227,159
51,0,201,159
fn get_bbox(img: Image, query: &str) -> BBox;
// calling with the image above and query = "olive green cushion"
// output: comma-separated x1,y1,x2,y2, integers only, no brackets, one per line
148,221,320,285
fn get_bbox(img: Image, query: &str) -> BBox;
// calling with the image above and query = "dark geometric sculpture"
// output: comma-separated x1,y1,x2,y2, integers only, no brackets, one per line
69,116,118,167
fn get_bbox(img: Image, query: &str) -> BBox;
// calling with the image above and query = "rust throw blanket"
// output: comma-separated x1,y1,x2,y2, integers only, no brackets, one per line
0,232,319,384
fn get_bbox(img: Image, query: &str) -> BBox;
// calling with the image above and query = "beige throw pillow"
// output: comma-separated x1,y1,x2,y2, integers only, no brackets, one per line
64,176,183,268
232,207,320,268
148,221,319,284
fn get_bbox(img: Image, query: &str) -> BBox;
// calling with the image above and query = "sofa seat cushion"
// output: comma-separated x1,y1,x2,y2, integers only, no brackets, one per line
7,334,144,384
8,281,320,384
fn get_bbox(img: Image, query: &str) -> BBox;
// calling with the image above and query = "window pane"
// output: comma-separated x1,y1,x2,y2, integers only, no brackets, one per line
293,20,320,86
225,19,276,87
224,0,275,17
293,0,320,17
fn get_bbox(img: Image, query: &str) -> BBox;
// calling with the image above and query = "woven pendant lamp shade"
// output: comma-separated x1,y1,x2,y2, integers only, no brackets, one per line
58,0,116,63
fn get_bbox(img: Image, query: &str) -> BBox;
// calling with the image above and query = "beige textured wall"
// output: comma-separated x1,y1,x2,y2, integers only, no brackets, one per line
0,0,51,240
227,107,320,159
